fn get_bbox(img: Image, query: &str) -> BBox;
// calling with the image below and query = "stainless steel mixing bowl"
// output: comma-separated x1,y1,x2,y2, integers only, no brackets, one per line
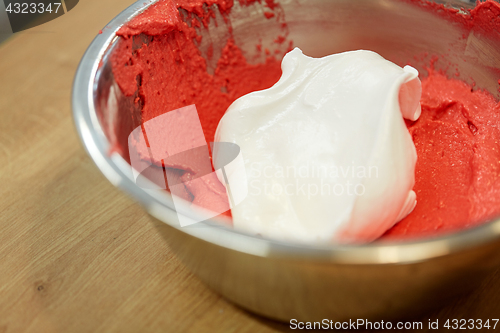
72,0,500,322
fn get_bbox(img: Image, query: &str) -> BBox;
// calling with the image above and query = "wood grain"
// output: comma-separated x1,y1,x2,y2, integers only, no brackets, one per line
0,0,500,332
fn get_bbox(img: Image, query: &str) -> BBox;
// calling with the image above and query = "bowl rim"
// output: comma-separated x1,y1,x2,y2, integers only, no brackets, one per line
71,0,500,265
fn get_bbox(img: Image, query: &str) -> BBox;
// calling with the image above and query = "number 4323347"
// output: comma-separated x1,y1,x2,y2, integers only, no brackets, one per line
6,3,62,14
444,319,499,330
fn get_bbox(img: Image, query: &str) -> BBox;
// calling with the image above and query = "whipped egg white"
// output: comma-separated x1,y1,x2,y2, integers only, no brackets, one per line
214,48,421,244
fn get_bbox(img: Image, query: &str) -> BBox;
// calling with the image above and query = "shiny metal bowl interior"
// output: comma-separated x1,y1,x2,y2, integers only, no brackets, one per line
73,0,500,322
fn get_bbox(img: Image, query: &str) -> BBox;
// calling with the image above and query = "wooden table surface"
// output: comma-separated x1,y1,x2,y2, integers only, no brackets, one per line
1,0,500,332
